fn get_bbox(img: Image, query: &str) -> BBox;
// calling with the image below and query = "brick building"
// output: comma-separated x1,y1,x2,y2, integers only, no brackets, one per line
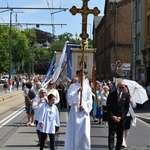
142,0,150,84
93,0,132,81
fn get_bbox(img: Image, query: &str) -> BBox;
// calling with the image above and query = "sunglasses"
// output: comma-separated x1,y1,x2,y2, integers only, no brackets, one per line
49,83,54,85
119,86,125,89
41,92,46,93
78,74,85,76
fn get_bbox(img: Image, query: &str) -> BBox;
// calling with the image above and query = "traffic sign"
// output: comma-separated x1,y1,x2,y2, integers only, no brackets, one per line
116,68,122,75
115,59,123,67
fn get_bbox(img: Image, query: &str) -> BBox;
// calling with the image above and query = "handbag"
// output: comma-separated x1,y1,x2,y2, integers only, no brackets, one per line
129,104,136,126
28,90,36,100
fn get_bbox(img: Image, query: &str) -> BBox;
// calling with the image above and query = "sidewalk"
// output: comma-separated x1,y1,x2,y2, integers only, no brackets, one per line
134,101,150,124
0,85,23,102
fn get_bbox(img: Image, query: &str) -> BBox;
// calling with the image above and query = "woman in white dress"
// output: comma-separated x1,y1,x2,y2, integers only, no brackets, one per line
33,88,48,147
101,86,109,127
122,85,136,148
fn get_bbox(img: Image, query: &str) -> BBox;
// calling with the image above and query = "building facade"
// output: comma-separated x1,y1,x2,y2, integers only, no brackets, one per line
132,0,146,83
142,0,150,84
94,0,132,81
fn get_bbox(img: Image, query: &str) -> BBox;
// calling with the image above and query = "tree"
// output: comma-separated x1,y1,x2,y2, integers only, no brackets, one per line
0,26,93,75
34,61,50,74
50,32,81,53
0,25,31,73
12,28,29,72
0,26,9,73
87,38,94,48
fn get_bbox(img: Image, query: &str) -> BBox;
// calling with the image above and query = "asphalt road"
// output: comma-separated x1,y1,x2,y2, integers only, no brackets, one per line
0,92,149,150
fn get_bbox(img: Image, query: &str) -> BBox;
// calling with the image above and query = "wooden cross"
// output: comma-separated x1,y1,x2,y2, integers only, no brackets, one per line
70,0,100,42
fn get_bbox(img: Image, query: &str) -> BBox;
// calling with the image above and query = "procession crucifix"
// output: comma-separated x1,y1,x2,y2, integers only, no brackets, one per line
70,0,100,106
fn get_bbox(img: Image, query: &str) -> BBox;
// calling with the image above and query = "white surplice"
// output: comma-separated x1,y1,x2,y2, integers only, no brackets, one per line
32,95,47,121
37,103,60,134
64,82,93,150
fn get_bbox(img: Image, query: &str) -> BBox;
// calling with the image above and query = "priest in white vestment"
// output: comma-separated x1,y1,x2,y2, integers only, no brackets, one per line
64,70,93,150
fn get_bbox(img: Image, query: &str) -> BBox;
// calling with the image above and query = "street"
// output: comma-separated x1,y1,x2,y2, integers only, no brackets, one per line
0,92,149,150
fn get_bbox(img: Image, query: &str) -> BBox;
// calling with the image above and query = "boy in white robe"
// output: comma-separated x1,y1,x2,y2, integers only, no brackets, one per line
37,94,60,150
64,70,93,150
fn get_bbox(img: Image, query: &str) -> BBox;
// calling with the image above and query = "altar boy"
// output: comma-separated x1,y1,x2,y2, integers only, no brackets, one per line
37,94,60,150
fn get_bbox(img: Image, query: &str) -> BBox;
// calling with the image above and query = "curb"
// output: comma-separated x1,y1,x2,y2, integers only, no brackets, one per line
0,91,23,102
136,115,150,124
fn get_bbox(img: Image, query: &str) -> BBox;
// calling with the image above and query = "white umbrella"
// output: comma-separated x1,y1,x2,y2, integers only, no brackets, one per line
123,79,148,104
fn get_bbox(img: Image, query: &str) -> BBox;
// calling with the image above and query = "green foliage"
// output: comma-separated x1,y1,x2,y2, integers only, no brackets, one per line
87,38,94,48
0,26,93,75
0,26,31,73
0,26,10,72
34,46,52,64
12,28,29,69
50,40,65,53
22,28,36,46
58,32,73,41
50,32,82,53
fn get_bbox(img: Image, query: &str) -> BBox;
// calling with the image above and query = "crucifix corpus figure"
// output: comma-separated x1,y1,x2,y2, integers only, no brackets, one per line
70,0,100,105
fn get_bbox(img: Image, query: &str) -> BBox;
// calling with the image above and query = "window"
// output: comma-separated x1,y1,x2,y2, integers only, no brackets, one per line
148,15,150,35
136,33,141,54
136,0,141,20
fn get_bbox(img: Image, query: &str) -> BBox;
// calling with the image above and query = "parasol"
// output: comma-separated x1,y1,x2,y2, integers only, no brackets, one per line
123,79,148,104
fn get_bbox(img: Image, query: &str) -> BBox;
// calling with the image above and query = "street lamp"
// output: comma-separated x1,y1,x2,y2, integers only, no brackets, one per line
9,10,24,79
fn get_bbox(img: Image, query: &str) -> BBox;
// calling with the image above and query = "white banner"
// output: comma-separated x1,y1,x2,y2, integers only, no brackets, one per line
52,43,67,82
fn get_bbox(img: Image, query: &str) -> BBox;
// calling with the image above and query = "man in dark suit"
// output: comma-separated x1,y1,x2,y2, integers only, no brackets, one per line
107,80,130,150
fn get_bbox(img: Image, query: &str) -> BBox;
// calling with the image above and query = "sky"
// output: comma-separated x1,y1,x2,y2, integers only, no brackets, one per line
0,0,105,38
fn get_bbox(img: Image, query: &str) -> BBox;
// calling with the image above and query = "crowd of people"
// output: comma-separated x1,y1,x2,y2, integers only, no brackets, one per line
3,75,22,93
19,71,150,150
23,76,60,150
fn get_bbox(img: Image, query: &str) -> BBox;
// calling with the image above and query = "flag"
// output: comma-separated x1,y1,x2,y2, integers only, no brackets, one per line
42,54,55,83
52,44,67,82
66,43,81,79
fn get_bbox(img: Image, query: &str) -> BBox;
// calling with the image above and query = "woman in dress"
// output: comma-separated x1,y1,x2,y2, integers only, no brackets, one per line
33,88,48,147
122,85,136,148
96,84,103,124
101,85,109,127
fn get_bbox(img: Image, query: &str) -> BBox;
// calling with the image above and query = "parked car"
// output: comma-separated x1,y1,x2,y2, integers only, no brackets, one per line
0,75,9,84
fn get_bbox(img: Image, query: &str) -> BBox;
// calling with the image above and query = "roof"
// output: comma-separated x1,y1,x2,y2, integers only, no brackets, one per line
93,16,103,29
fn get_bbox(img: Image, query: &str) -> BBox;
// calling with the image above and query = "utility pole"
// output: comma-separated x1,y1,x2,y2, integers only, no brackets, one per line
0,6,68,78
9,9,13,79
